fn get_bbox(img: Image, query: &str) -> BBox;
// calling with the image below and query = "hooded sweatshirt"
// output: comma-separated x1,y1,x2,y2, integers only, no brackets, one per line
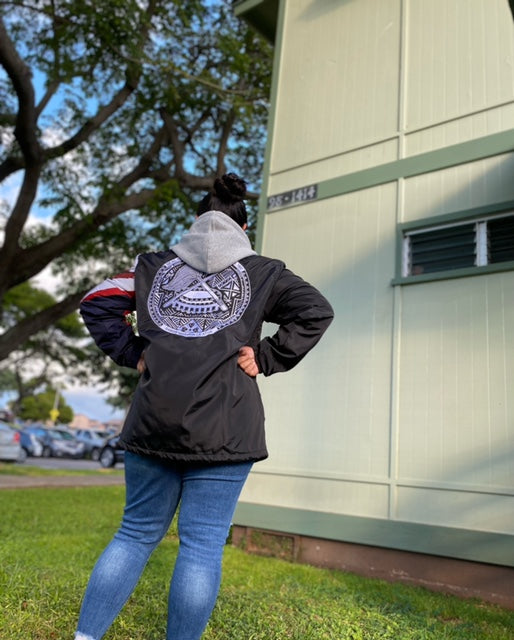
80,210,334,463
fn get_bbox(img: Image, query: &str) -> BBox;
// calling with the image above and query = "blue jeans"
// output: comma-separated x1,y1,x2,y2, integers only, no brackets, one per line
75,452,252,640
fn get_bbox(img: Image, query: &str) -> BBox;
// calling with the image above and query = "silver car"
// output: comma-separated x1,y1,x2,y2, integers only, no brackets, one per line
0,420,22,462
50,429,87,459
73,429,108,461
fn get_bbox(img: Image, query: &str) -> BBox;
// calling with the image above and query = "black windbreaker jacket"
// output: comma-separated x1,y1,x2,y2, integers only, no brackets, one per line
80,211,334,463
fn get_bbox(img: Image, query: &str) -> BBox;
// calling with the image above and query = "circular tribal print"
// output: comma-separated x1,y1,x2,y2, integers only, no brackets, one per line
147,258,251,337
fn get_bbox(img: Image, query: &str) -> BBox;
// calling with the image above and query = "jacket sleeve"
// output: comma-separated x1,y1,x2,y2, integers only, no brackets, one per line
79,266,146,369
255,268,334,376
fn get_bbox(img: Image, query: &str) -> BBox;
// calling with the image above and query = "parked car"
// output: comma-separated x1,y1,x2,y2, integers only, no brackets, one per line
52,429,88,458
23,426,54,457
99,435,125,468
73,429,108,461
24,426,86,458
18,428,44,458
0,420,23,462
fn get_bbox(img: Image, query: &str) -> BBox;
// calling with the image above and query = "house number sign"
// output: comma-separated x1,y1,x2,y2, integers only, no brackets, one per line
267,184,318,211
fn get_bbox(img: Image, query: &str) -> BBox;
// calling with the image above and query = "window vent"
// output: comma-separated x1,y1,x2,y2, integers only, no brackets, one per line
409,224,475,275
403,213,514,277
488,217,514,264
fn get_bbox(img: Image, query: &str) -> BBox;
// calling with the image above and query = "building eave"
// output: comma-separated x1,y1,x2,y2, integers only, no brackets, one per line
233,0,278,43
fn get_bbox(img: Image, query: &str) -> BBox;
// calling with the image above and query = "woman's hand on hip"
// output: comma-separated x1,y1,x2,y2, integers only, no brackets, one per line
237,346,259,377
137,352,146,374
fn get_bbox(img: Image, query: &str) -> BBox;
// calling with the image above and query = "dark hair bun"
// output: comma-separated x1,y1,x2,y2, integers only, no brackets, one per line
213,173,247,203
196,172,248,225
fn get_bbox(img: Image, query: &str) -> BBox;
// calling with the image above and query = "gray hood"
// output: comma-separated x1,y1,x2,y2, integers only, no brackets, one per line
172,210,256,274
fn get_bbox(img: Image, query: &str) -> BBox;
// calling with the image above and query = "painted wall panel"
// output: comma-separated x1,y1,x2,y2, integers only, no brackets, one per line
252,185,396,517
401,154,514,224
395,487,514,535
240,471,390,519
267,138,399,196
271,0,401,173
405,104,514,156
404,0,514,132
243,0,514,561
396,274,514,493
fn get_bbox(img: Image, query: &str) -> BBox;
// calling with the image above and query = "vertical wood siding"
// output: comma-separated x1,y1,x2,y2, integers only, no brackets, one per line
270,0,401,173
404,0,514,134
242,0,514,545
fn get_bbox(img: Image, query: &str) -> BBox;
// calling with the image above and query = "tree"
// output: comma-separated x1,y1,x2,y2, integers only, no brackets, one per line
0,0,272,361
0,281,97,415
17,385,74,423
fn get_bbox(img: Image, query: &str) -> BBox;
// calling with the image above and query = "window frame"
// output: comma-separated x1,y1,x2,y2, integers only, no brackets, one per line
393,200,514,285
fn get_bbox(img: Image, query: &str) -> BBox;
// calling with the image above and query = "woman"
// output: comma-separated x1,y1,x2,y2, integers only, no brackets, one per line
75,173,333,640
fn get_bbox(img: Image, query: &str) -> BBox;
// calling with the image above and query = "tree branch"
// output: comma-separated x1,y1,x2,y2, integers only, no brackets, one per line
36,2,62,120
0,164,42,293
216,108,236,175
0,0,157,181
35,78,60,119
0,17,41,164
9,187,158,290
1,120,168,294
118,125,169,189
0,290,85,361
161,110,186,179
44,80,141,161
0,112,16,126
0,16,42,258
0,76,142,182
0,155,25,183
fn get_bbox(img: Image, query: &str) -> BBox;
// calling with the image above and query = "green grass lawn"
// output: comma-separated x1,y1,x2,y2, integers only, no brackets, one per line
0,482,513,639
0,461,123,477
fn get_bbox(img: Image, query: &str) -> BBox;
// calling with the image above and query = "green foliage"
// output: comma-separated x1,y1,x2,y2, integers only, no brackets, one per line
0,0,272,366
0,367,17,392
3,283,56,320
0,282,89,415
18,386,73,422
0,485,513,639
3,282,83,337
2,0,271,253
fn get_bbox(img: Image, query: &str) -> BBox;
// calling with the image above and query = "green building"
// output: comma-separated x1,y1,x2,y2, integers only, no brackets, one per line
233,0,514,607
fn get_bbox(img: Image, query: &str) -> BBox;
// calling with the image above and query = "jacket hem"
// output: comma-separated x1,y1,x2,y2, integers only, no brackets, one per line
119,441,268,464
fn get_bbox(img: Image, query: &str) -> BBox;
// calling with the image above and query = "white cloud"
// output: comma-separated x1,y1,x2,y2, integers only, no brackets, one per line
61,387,126,423
32,264,62,295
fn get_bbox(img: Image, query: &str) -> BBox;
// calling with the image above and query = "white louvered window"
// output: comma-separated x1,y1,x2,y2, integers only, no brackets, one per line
402,213,514,277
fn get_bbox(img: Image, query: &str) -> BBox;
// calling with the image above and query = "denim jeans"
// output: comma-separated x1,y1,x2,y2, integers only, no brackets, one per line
75,452,252,640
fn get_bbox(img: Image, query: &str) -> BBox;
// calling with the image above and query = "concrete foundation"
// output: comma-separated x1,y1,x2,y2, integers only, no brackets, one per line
231,526,514,610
